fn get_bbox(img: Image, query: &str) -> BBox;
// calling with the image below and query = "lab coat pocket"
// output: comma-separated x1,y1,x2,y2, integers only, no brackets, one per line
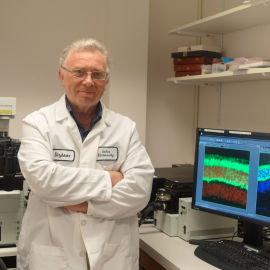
100,235,132,270
29,244,67,270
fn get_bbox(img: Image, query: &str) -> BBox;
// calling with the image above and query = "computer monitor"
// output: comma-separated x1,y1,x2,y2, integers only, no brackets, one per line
192,128,270,250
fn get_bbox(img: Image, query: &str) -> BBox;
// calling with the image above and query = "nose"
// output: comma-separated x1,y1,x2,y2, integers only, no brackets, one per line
83,72,94,85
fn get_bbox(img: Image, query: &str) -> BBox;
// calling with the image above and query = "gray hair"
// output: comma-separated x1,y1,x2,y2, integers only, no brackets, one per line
59,38,112,75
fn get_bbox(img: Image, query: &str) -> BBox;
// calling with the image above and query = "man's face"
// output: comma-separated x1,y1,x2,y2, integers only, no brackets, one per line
58,50,109,112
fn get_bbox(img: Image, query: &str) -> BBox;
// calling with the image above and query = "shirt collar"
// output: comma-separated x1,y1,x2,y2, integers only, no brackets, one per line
65,95,103,130
56,94,111,127
65,95,102,122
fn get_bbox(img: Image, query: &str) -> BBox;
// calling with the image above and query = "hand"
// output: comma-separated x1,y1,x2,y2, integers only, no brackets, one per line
109,171,124,187
62,201,88,213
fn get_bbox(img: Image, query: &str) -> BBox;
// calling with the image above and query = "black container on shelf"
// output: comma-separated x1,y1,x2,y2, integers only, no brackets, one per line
171,50,222,59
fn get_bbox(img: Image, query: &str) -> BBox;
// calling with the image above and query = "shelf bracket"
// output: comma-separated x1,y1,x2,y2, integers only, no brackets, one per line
216,83,221,126
216,34,223,47
173,80,221,125
262,72,270,77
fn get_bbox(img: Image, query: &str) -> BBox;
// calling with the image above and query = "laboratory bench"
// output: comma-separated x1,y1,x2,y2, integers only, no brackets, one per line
139,224,218,270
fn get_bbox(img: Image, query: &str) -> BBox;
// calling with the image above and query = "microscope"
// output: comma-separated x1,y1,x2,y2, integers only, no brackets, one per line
0,97,27,269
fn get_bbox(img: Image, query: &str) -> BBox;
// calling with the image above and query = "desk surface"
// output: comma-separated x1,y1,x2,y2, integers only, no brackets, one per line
139,224,218,270
4,225,222,269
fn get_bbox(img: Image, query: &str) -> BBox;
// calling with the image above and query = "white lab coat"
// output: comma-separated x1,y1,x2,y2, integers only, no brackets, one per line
17,95,154,270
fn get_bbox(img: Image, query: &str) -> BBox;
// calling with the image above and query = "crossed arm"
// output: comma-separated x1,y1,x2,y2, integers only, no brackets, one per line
62,171,124,213
19,114,154,217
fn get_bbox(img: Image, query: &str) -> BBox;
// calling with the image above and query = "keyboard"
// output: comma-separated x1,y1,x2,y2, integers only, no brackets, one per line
194,240,270,270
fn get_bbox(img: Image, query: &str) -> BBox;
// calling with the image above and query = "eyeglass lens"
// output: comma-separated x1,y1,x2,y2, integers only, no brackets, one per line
71,70,106,80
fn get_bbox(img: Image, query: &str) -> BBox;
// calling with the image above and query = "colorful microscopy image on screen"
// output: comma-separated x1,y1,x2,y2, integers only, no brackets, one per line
202,147,250,209
256,153,270,217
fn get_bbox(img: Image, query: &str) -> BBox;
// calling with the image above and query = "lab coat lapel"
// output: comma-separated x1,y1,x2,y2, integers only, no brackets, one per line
82,102,111,147
82,119,106,169
56,94,83,151
55,96,110,165
69,118,83,151
85,119,106,143
82,104,111,169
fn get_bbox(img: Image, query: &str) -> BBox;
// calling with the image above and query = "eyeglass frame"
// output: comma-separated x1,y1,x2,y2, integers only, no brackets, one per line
61,66,108,81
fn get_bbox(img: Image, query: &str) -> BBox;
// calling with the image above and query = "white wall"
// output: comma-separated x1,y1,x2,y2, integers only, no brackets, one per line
104,0,149,145
0,0,149,145
3,0,269,168
146,0,198,167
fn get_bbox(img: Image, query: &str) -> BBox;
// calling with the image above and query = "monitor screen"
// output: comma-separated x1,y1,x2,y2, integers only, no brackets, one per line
192,128,270,248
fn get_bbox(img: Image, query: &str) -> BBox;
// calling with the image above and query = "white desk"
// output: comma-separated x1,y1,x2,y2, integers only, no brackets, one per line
139,224,218,270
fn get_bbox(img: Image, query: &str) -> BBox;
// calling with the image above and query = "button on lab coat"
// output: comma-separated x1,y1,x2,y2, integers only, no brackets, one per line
17,95,154,270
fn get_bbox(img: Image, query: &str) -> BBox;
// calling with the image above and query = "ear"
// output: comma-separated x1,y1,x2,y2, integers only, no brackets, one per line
105,78,109,86
58,68,65,87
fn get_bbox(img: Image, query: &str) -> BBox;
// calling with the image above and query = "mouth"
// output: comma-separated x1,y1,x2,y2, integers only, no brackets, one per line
79,90,95,94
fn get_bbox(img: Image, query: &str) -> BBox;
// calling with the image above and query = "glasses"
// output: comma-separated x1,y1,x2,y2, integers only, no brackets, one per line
61,66,107,81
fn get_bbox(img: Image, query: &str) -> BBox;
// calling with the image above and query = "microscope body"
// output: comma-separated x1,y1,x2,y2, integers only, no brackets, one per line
0,138,27,247
0,97,27,248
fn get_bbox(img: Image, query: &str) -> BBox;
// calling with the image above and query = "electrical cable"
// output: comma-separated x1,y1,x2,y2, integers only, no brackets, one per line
138,200,169,227
138,203,155,227
231,230,239,241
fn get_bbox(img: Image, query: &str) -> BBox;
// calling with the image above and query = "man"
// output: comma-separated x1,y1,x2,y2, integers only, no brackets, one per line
17,38,154,270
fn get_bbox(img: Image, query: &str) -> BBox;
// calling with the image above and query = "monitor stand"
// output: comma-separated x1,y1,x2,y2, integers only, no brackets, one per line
243,221,270,252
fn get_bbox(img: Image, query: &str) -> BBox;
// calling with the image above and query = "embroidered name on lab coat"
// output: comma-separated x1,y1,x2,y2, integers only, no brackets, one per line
97,147,118,161
53,149,75,161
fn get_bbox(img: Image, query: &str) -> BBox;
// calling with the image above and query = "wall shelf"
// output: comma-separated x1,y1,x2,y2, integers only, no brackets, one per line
167,68,270,85
167,0,270,125
168,0,270,37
